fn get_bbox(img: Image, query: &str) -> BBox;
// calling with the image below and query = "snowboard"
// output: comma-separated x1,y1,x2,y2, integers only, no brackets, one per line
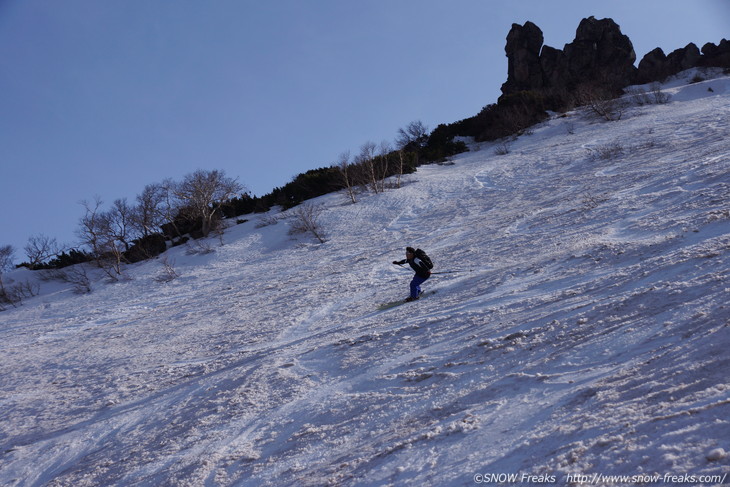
377,290,436,311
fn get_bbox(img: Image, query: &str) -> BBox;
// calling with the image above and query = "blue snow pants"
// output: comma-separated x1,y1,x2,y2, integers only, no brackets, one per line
410,274,429,299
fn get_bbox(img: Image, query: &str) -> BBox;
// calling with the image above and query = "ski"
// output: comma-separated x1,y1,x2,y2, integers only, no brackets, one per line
377,290,436,311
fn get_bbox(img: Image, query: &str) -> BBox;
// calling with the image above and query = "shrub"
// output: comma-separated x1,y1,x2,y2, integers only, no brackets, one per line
289,204,326,244
587,142,624,161
575,84,628,121
124,233,167,263
494,141,511,155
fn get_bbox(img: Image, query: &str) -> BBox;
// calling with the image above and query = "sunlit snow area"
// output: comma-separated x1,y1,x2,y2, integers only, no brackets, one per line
1,69,729,486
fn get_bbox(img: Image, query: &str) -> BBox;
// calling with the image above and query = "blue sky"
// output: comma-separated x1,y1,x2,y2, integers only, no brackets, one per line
1,0,728,259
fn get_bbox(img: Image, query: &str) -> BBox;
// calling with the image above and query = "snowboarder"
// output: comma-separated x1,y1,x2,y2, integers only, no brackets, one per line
392,247,432,302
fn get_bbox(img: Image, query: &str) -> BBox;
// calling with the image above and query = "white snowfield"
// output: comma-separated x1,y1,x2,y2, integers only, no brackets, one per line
1,69,729,487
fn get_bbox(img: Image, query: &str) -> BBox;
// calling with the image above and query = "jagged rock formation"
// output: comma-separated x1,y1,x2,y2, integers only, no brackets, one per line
502,21,545,93
700,39,730,67
441,16,729,146
501,17,636,98
502,16,730,99
562,16,637,89
637,40,730,83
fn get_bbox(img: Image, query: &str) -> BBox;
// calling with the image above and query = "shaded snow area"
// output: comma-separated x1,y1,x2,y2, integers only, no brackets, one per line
1,69,729,487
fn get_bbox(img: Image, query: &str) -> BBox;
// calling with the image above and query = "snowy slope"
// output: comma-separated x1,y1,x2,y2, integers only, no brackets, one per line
1,69,729,487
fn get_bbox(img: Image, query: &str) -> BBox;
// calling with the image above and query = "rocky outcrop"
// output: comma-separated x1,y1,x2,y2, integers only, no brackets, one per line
501,17,636,99
636,39,730,83
470,17,730,144
502,16,729,102
562,16,637,89
700,39,730,67
637,39,730,82
502,21,545,94
636,47,669,83
637,43,701,83
667,43,702,72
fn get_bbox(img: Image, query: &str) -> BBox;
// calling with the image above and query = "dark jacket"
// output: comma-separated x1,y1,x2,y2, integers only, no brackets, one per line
394,257,432,279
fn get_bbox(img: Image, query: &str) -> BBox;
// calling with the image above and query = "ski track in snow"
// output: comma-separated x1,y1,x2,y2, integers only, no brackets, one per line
1,69,729,486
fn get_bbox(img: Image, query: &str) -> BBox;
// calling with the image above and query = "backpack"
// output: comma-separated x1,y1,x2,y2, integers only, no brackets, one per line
414,248,434,269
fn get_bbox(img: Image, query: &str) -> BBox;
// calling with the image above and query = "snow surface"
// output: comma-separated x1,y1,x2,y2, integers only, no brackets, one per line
1,69,729,486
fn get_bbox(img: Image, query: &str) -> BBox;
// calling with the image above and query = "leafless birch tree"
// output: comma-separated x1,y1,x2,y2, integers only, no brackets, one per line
395,150,407,188
107,198,136,252
0,245,16,309
396,120,428,150
133,183,167,238
24,234,61,268
335,151,358,204
77,197,125,279
174,169,244,238
357,141,379,194
377,140,392,192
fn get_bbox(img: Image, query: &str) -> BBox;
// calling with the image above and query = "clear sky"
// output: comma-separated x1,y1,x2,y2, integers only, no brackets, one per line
1,0,728,260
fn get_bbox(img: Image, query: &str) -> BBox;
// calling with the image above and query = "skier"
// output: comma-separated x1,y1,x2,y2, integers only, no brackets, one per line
392,247,432,302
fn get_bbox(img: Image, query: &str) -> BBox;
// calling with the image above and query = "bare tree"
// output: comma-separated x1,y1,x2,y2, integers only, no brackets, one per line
377,140,392,192
77,197,105,259
0,245,16,308
334,151,357,204
396,120,429,150
42,265,91,294
650,82,671,104
77,197,125,279
158,178,185,241
174,169,244,238
154,255,180,283
358,141,379,194
0,245,13,271
575,84,627,122
106,198,137,252
24,234,61,268
396,150,406,188
289,204,327,244
133,183,167,238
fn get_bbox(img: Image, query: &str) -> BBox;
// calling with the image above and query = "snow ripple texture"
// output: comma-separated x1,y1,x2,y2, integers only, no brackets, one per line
1,69,729,486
